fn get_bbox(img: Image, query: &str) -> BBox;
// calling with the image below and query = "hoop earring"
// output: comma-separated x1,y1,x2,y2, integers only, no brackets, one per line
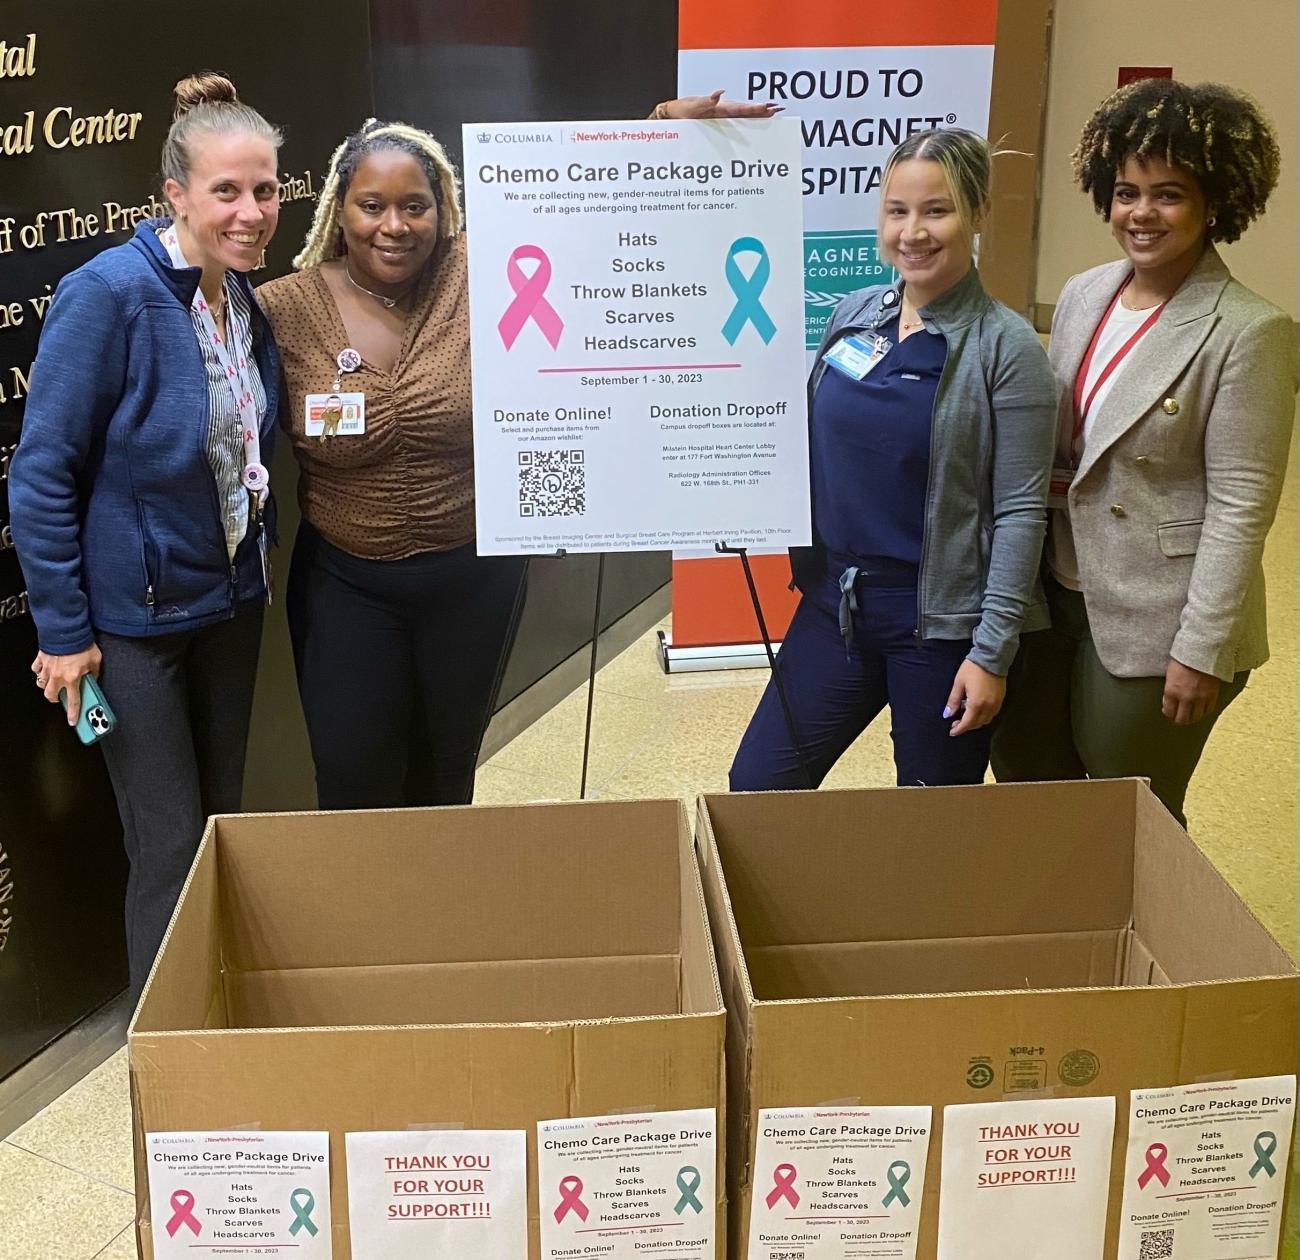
1207,215,1217,227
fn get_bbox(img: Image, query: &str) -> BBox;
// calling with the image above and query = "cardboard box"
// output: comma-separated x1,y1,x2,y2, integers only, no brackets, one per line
129,798,726,1258
695,778,1298,1258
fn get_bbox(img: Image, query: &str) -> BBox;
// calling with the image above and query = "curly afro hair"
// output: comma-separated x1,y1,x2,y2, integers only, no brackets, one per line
1071,79,1280,244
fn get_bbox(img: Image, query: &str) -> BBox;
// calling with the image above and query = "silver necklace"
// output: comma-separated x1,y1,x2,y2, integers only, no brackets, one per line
343,259,415,310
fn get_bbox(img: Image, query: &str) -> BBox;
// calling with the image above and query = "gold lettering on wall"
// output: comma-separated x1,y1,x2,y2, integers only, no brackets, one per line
1,104,143,156
0,838,12,954
0,33,36,79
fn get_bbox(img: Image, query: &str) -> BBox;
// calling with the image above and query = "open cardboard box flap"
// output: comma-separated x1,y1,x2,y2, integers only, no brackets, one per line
129,798,727,1260
695,778,1297,1260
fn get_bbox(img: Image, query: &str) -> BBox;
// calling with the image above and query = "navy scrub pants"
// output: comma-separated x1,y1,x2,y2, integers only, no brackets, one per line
729,568,993,790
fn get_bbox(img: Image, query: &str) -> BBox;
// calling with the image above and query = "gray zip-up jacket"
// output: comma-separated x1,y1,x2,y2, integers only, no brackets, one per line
794,266,1058,676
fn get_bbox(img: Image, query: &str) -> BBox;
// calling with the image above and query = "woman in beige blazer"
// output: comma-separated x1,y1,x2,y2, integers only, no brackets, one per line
993,79,1297,824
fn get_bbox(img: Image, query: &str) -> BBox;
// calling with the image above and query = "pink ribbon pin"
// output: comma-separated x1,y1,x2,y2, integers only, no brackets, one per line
1138,1143,1170,1189
766,1162,800,1210
498,244,563,350
554,1174,589,1223
166,1188,202,1237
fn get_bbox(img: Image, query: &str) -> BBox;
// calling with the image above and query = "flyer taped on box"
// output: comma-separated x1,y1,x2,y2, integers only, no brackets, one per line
1116,1074,1296,1260
345,1129,527,1259
145,1130,331,1259
747,1105,932,1259
537,1107,718,1257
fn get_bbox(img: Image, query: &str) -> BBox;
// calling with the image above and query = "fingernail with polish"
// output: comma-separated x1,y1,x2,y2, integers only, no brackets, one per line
942,706,953,719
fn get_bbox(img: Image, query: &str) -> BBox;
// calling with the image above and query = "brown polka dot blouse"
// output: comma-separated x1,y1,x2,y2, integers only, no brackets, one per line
257,235,474,560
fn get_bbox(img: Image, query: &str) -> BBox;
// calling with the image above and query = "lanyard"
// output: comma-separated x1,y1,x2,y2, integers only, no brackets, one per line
1071,277,1165,448
160,225,269,504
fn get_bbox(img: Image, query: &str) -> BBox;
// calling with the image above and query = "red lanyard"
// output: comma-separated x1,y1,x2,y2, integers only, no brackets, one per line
1072,277,1165,446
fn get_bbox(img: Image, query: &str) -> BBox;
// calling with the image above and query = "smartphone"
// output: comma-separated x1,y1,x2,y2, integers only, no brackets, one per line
58,673,117,745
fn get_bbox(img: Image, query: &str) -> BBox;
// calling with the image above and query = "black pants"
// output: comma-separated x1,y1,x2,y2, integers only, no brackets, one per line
97,605,264,999
992,574,1247,826
287,523,527,810
730,568,993,790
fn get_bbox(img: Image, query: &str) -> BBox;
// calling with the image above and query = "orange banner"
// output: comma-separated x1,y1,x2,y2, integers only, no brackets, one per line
680,0,998,51
671,554,801,648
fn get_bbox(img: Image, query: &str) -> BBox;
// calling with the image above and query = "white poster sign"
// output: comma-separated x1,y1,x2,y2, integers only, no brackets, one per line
747,1105,933,1259
463,118,809,555
1117,1075,1296,1260
146,1130,331,1258
937,1096,1116,1260
344,1129,527,1259
537,1107,717,1257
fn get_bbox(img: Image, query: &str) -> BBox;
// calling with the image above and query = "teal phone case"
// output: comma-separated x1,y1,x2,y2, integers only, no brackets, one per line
59,674,117,745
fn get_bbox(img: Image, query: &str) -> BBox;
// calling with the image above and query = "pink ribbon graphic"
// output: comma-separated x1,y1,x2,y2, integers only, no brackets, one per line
166,1188,202,1237
1138,1143,1170,1189
498,244,563,350
554,1175,590,1223
766,1163,800,1210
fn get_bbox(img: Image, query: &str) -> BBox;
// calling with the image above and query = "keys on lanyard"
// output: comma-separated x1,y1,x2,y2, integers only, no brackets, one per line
306,349,366,441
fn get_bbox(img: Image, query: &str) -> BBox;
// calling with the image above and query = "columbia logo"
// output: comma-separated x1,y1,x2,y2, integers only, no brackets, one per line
477,131,492,143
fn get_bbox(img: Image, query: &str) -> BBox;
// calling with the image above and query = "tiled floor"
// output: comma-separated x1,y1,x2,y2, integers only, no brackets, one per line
5,463,1297,1257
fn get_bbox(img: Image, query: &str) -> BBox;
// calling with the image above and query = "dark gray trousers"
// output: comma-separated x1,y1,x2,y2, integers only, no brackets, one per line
992,576,1246,827
97,604,263,999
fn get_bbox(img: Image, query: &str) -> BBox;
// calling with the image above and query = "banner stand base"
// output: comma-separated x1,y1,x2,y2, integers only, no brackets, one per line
656,631,783,674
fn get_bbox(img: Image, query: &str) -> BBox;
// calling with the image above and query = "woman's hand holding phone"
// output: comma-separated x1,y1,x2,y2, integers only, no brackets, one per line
32,644,103,725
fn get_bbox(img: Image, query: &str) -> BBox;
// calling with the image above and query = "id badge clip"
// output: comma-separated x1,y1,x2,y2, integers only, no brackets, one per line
825,332,892,380
305,392,366,439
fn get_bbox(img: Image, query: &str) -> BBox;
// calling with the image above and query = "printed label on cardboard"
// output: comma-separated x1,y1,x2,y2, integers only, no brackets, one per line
146,1130,331,1258
1117,1074,1296,1259
345,1129,527,1259
747,1105,932,1259
537,1108,716,1258
937,1096,1116,1260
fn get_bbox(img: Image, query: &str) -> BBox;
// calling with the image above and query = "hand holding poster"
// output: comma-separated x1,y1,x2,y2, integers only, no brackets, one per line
463,119,809,556
937,1096,1116,1260
1117,1075,1296,1259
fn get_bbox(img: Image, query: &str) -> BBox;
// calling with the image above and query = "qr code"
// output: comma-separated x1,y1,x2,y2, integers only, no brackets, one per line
1139,1228,1174,1259
519,449,585,518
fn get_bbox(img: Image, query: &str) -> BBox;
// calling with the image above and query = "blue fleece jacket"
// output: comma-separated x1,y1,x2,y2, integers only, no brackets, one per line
9,220,279,654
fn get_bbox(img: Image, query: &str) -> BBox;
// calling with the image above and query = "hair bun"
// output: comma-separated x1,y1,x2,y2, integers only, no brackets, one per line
173,71,239,120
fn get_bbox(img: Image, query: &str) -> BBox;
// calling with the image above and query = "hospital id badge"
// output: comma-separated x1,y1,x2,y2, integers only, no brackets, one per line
1048,464,1075,510
825,332,892,379
305,391,365,438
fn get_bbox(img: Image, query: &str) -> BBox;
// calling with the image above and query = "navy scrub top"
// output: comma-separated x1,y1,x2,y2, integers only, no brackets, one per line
810,315,947,570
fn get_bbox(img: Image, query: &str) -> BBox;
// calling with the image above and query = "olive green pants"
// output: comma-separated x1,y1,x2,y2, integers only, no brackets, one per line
992,576,1248,826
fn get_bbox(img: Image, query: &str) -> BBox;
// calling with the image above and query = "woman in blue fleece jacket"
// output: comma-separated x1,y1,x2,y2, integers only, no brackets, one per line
8,73,283,998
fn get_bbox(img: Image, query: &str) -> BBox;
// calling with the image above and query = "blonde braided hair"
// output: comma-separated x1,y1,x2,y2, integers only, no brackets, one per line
294,119,463,271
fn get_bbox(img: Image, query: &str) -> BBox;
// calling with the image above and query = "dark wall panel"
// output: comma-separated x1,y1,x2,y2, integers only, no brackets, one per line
0,0,373,1079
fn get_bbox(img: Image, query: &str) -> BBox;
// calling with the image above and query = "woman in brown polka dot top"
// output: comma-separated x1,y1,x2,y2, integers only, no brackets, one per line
261,98,777,810
258,120,526,809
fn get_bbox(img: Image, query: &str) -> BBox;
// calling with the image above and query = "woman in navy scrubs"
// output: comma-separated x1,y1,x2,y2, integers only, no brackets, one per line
730,128,1058,789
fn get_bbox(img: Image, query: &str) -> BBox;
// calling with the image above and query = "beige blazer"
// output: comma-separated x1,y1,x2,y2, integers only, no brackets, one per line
1049,248,1298,680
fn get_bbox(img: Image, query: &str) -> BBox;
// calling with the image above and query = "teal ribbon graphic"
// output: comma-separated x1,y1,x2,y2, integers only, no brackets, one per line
288,1187,319,1237
674,1165,704,1214
721,237,777,345
881,1160,911,1208
1248,1132,1277,1178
